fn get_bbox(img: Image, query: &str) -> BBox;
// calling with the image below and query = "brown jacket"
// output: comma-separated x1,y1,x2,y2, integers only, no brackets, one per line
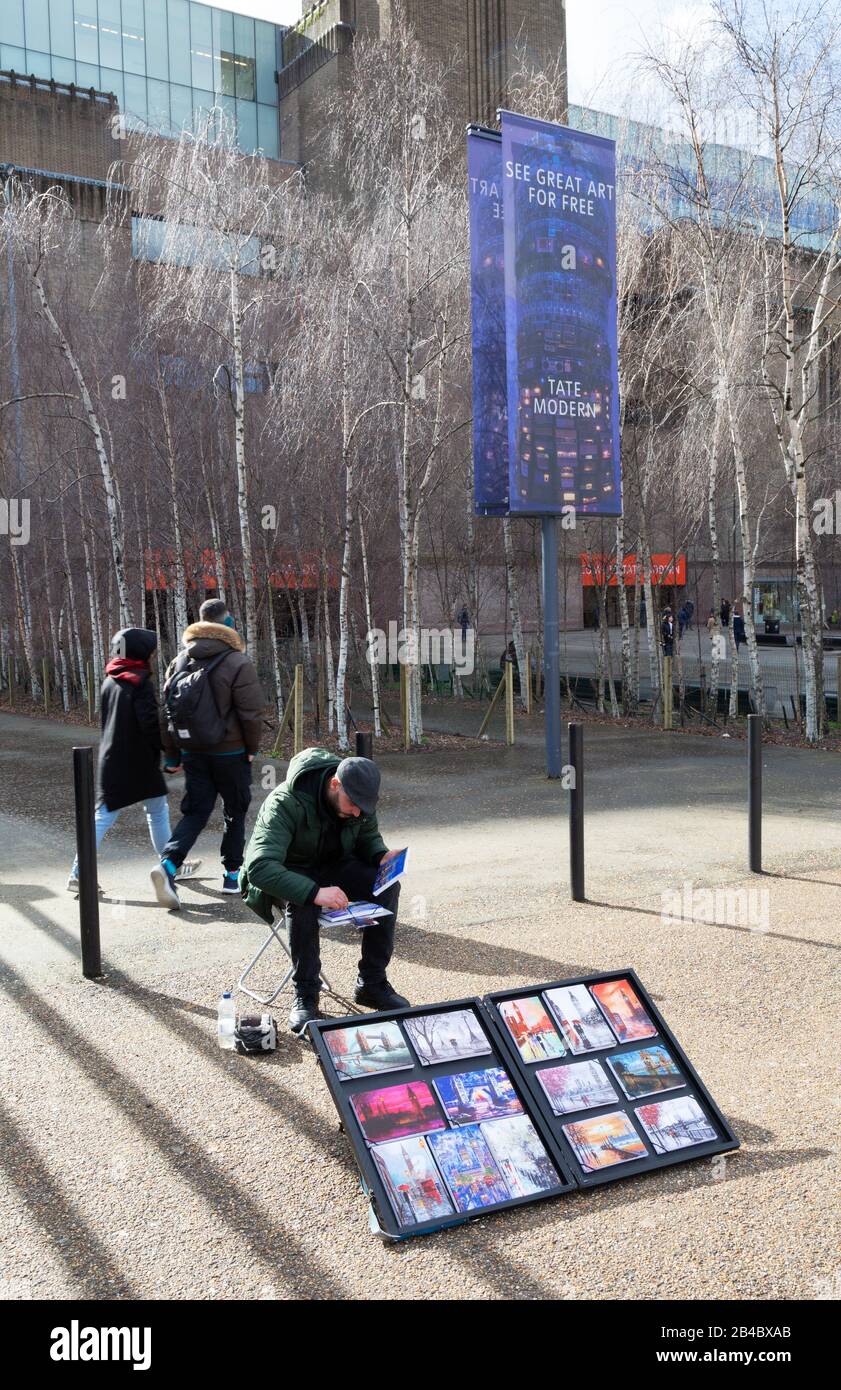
162,621,266,756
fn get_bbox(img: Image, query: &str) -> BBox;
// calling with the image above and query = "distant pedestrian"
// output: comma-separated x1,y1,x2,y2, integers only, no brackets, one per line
661,607,675,657
151,599,265,909
678,603,689,639
685,600,694,629
733,610,746,650
458,605,470,641
67,628,198,893
706,610,717,635
720,598,731,627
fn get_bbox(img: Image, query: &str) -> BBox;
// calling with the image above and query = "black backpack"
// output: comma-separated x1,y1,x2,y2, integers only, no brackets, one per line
164,649,233,749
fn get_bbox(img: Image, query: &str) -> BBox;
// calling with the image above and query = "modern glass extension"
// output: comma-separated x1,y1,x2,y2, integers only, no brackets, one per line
0,0,282,158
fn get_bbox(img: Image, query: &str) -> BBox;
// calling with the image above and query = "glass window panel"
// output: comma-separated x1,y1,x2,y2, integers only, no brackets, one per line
212,6,232,94
236,99,256,153
144,0,167,80
100,64,124,105
167,0,189,84
123,70,147,121
146,75,169,130
234,54,254,102
122,0,146,75
192,86,213,134
98,0,122,68
255,21,276,106
3,4,26,49
24,50,52,78
257,103,278,160
233,14,254,58
75,59,100,87
169,80,191,132
24,0,50,51
73,1,98,63
219,51,236,97
48,0,74,59
1,46,27,72
190,3,212,90
51,54,75,81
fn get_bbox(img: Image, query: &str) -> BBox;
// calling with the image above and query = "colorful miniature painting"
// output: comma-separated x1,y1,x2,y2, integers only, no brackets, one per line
636,1097,717,1154
607,1045,685,1101
371,1136,454,1227
544,985,617,1053
433,1068,523,1126
350,1081,446,1145
563,1110,648,1173
324,1021,414,1081
498,996,565,1063
427,1125,511,1211
480,1116,560,1197
403,1009,492,1066
536,1059,618,1116
590,978,658,1043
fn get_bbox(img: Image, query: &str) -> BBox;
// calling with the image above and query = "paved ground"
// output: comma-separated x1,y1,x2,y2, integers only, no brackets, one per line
0,710,838,1301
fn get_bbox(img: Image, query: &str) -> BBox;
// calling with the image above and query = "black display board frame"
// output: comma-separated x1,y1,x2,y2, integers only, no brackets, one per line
308,996,578,1240
483,968,740,1188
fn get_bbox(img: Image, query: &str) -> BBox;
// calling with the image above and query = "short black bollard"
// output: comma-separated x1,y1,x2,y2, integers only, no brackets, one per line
569,722,585,902
72,746,102,978
355,731,373,760
748,713,762,873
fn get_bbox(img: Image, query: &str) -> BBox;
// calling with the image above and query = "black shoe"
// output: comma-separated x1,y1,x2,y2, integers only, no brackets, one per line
353,978,411,1012
289,995,322,1034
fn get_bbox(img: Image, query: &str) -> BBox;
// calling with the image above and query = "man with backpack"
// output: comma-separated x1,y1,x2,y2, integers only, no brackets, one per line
151,599,265,909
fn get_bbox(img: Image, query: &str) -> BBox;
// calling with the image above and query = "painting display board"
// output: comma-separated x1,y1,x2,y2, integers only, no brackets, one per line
309,972,738,1239
484,970,739,1188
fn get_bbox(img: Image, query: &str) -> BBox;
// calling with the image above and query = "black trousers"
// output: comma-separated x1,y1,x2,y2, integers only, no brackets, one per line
162,751,252,872
286,857,400,997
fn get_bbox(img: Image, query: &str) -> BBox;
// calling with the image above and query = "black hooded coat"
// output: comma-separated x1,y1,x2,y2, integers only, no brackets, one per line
98,628,168,812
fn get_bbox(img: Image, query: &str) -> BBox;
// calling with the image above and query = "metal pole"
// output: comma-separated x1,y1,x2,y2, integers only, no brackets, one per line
504,656,514,745
569,722,585,901
542,516,562,777
748,712,762,873
72,746,102,979
355,730,373,760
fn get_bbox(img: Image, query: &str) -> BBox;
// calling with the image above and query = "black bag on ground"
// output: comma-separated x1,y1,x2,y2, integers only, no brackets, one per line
164,649,232,749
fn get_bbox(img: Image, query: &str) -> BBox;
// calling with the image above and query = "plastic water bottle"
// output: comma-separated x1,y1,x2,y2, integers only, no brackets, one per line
217,991,237,1050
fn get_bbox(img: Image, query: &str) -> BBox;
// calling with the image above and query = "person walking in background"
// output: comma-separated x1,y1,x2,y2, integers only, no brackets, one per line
733,607,746,650
678,603,689,640
720,597,732,627
685,599,694,629
458,605,470,641
706,609,717,636
67,627,198,893
151,598,265,909
661,606,675,657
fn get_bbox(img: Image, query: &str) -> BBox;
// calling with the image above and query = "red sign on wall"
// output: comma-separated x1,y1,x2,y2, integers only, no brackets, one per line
580,553,687,587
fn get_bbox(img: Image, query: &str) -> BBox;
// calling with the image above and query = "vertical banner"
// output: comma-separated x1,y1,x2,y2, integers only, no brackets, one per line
467,128,508,515
501,112,621,517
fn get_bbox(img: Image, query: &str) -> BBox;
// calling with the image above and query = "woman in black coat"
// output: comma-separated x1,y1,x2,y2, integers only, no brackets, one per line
67,628,198,891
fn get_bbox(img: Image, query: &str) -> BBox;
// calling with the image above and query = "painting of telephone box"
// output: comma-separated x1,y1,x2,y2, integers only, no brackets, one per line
607,1045,685,1101
636,1097,718,1154
351,1081,446,1145
536,1059,619,1116
428,1125,511,1212
590,978,657,1044
324,1021,414,1081
402,1009,492,1066
498,996,565,1063
372,1136,455,1227
544,985,617,1053
563,1110,648,1173
433,1068,523,1126
480,1115,560,1198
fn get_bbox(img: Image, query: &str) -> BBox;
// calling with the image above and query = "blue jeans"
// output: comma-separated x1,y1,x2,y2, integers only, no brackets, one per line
70,795,170,878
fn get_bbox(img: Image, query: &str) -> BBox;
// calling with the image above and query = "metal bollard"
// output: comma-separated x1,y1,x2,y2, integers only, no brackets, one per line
72,747,102,978
748,713,762,873
569,722,585,902
355,731,373,760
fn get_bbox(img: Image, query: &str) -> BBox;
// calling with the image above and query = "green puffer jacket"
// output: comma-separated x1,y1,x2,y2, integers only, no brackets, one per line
241,746,388,923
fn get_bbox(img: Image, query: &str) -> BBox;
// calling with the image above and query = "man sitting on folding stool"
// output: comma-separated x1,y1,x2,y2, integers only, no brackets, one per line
240,747,410,1033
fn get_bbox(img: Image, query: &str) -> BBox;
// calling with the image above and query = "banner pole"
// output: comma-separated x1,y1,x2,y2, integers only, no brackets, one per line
542,516,562,777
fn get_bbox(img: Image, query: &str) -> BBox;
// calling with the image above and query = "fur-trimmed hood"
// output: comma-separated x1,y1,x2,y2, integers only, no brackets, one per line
182,621,244,652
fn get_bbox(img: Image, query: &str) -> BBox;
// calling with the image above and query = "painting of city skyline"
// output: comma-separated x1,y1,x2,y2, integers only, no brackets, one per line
351,1081,446,1145
544,984,617,1053
536,1059,619,1116
498,996,566,1063
403,1009,492,1066
324,1021,414,1081
607,1045,685,1101
481,1116,559,1198
428,1125,511,1212
590,978,658,1044
433,1067,523,1126
563,1110,648,1172
636,1097,718,1154
371,1136,454,1227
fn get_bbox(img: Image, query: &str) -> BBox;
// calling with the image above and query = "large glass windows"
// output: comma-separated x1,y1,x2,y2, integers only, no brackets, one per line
168,80,191,133
24,0,51,51
232,13,254,100
51,54,74,80
236,98,256,151
26,50,53,77
73,1,99,63
145,0,168,80
123,69,146,122
147,75,170,129
76,60,101,87
211,5,232,94
190,3,212,90
3,4,26,49
49,0,74,58
1,46,28,71
100,64,125,104
257,102,278,159
122,0,145,75
167,0,189,84
98,0,122,69
255,19,276,106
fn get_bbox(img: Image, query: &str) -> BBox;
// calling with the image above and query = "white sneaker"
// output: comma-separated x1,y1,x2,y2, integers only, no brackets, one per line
175,859,202,880
67,876,105,897
150,863,181,909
